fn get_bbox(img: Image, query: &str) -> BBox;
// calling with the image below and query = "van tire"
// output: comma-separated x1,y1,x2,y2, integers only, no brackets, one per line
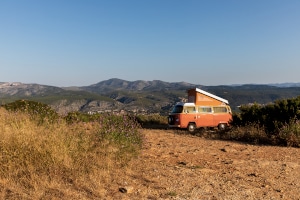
187,123,196,133
218,123,227,131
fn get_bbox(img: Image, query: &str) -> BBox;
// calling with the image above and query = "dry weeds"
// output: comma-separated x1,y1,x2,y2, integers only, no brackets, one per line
0,108,137,199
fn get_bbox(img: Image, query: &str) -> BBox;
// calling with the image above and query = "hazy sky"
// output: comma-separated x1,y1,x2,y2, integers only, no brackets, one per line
1,0,300,87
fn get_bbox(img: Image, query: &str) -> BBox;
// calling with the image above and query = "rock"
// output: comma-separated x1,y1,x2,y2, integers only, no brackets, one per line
178,161,187,165
220,146,237,153
119,186,134,194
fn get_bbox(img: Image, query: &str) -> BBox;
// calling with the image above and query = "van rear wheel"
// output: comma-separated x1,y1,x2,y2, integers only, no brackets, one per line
218,123,227,131
187,123,196,133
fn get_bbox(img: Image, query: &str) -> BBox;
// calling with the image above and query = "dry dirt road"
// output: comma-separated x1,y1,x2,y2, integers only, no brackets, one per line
108,129,300,200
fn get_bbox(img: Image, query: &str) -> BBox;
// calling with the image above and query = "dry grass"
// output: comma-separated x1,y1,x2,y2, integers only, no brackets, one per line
221,122,300,147
0,108,141,199
222,123,270,144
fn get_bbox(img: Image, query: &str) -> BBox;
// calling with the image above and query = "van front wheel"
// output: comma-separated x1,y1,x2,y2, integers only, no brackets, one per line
187,123,196,133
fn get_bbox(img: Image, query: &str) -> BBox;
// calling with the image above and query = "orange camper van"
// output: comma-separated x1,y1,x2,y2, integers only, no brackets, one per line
168,88,232,132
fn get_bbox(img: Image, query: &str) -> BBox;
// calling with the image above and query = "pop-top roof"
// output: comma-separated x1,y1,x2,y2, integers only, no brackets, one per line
195,88,229,104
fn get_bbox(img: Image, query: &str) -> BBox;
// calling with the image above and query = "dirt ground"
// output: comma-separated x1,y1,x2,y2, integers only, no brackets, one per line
108,129,300,200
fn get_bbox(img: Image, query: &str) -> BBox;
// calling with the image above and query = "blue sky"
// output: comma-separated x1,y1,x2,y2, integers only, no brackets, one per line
1,0,300,87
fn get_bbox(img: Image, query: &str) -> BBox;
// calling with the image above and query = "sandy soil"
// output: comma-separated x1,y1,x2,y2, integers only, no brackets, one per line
108,129,300,200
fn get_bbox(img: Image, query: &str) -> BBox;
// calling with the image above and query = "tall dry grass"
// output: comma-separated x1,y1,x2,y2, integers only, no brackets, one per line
0,108,142,199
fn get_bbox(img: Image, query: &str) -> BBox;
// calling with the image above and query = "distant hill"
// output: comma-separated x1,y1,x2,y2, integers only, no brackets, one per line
0,82,114,114
269,82,300,87
81,78,197,92
1,79,300,115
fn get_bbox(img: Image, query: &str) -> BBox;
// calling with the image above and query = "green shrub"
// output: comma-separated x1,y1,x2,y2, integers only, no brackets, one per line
2,99,59,124
228,96,300,147
64,111,101,123
238,103,264,125
224,123,271,145
135,114,168,128
233,96,300,136
278,119,300,147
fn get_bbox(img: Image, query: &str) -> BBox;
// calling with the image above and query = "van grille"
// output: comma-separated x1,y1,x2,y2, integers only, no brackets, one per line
168,115,175,125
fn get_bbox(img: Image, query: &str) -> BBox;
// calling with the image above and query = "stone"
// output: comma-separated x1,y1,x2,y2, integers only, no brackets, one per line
119,186,134,194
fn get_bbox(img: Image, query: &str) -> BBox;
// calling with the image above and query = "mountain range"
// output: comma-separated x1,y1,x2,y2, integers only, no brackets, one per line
1,78,300,115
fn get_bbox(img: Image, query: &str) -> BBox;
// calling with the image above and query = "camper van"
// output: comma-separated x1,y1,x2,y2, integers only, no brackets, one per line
168,88,232,132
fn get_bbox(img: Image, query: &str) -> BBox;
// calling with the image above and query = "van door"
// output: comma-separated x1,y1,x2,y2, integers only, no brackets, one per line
181,106,197,128
197,106,214,127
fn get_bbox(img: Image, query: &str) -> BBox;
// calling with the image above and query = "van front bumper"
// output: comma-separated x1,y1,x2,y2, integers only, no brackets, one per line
168,125,181,128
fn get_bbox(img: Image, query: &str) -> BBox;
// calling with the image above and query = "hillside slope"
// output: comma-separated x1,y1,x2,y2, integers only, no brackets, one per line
1,79,300,114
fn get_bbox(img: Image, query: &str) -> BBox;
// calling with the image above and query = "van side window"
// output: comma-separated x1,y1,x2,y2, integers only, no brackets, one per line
185,106,196,113
198,106,212,113
213,107,228,113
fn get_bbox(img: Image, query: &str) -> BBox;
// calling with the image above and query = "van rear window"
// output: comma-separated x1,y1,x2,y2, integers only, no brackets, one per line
213,107,228,113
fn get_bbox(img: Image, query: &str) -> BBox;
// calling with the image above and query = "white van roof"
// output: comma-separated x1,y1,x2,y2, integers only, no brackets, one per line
195,88,229,104
175,102,195,106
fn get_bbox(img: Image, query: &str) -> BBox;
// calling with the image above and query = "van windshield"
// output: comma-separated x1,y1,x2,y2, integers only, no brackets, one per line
171,105,183,113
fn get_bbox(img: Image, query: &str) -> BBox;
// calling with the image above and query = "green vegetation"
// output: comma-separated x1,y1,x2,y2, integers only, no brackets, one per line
0,100,143,199
135,114,168,129
28,90,114,104
2,99,59,124
167,191,177,197
64,111,102,123
228,96,300,147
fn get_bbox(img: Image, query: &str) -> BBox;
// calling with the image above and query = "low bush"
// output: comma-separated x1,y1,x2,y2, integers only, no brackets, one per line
223,123,272,145
1,99,59,124
228,96,300,147
223,123,300,147
278,119,300,147
64,111,101,123
135,114,168,128
97,113,143,162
